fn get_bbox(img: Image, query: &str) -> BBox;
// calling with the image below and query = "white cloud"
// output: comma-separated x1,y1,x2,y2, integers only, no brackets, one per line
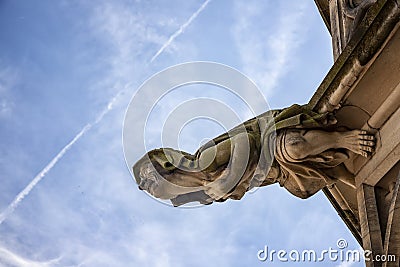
0,1,218,266
0,90,124,226
88,0,203,88
88,2,164,95
150,0,212,62
231,1,309,98
0,0,212,226
0,66,17,93
0,100,12,117
0,1,358,267
336,261,356,267
0,246,61,267
0,66,17,118
335,247,364,267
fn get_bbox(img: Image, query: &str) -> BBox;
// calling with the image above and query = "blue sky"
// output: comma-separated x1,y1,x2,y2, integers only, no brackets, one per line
0,0,365,266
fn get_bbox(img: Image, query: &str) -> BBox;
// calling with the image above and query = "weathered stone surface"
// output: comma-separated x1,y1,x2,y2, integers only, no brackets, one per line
314,0,400,264
134,106,375,206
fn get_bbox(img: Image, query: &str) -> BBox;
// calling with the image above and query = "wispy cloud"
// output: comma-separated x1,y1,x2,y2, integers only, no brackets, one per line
0,66,17,118
0,2,350,267
0,66,17,94
232,1,307,98
336,261,356,267
0,90,123,226
0,100,13,117
0,0,212,226
335,247,363,267
0,247,61,267
150,0,212,63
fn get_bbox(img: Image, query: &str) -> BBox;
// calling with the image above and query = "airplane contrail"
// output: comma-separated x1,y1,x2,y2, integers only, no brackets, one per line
0,1,211,225
150,0,211,62
0,91,123,225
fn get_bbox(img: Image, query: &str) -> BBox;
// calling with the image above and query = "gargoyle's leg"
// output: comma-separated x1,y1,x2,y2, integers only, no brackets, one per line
324,164,356,188
284,129,375,160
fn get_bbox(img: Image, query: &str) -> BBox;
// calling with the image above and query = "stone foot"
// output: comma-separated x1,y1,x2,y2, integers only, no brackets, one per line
339,130,375,157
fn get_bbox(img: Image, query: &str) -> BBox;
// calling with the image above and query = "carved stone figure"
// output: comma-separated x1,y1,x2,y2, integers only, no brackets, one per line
133,104,375,206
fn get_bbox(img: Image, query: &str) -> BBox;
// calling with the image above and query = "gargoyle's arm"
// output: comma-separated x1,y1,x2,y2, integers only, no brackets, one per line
203,132,258,200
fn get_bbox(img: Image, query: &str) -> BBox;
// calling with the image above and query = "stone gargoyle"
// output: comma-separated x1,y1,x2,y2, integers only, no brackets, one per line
133,104,375,206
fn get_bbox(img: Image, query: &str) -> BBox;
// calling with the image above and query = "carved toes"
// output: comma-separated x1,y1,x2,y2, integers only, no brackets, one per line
360,144,373,153
357,131,375,157
360,140,374,146
344,130,376,157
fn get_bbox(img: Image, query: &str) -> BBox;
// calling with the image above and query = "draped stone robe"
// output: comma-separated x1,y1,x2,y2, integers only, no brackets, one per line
133,104,349,206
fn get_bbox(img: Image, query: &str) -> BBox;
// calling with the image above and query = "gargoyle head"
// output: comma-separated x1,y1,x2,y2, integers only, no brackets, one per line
133,148,213,206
